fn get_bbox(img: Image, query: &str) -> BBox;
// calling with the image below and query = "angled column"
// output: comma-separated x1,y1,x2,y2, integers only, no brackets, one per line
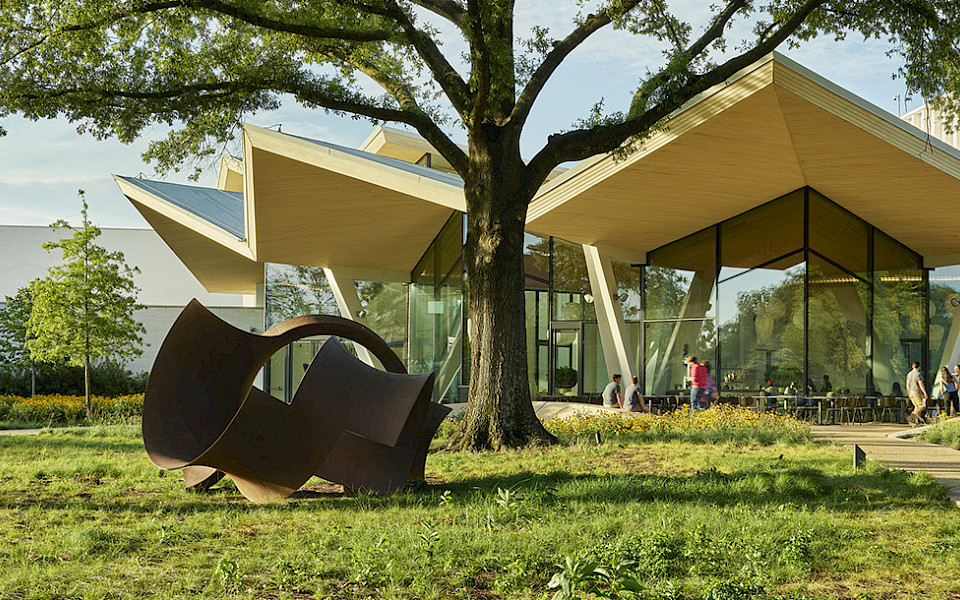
323,268,378,368
583,245,635,380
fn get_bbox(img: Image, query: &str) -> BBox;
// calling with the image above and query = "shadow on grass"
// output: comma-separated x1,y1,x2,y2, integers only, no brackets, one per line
0,463,945,515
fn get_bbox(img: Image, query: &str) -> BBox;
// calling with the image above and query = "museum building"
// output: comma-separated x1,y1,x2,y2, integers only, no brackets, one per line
114,53,960,403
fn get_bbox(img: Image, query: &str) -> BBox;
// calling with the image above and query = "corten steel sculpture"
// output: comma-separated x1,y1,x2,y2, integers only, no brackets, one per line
143,299,449,502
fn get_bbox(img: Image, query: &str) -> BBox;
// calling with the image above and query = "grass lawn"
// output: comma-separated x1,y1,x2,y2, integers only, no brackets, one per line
0,419,957,600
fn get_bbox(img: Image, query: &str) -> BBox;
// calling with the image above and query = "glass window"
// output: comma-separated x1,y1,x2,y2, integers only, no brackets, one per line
807,256,869,395
646,227,716,319
355,281,408,365
643,320,715,396
523,233,550,288
263,263,339,329
407,212,465,403
721,189,803,278
717,254,805,395
930,265,960,380
809,189,869,275
551,239,596,321
873,231,924,397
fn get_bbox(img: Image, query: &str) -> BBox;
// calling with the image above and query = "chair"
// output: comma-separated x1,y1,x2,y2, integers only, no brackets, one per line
879,396,903,423
839,396,867,424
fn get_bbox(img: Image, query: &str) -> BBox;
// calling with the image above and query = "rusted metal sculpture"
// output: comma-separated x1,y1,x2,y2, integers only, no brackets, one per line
143,299,449,502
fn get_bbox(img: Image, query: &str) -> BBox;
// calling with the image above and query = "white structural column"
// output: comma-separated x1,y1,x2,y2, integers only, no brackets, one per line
323,267,378,368
583,245,635,380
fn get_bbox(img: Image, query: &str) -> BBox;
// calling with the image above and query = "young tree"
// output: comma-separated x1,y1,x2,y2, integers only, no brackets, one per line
2,0,957,447
26,191,145,416
0,285,33,368
0,285,39,395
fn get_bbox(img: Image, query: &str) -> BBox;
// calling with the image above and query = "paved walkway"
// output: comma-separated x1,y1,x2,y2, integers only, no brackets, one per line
0,428,43,436
811,422,960,506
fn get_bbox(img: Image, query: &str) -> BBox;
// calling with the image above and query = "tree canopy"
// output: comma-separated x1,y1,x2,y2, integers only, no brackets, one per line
3,0,959,447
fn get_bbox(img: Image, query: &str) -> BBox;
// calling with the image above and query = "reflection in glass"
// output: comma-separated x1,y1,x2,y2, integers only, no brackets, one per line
644,320,715,395
646,227,716,320
718,256,804,394
809,189,869,275
722,189,803,275
873,231,923,396
264,263,339,329
408,213,465,402
930,265,960,382
807,257,869,395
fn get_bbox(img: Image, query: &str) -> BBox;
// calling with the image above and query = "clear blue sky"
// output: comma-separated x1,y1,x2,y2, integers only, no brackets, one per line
0,4,921,229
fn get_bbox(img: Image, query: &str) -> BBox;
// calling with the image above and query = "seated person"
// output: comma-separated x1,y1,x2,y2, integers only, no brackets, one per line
622,376,650,413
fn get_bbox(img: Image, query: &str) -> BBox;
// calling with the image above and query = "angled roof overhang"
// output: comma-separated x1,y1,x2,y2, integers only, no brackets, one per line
113,176,262,294
526,52,960,267
243,124,465,275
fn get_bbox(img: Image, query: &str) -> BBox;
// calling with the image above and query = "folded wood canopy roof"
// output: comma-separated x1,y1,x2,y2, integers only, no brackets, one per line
114,52,960,295
526,53,960,267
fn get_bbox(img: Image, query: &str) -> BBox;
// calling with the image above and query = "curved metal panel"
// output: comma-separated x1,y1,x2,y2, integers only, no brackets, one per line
143,299,449,502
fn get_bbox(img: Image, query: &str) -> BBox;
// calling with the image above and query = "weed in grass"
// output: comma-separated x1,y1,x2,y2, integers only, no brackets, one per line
211,557,243,592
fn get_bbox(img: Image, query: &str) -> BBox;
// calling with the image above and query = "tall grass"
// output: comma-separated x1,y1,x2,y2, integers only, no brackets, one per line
916,417,960,447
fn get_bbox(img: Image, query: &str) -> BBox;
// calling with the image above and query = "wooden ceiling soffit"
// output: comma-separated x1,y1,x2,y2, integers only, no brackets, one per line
126,200,262,294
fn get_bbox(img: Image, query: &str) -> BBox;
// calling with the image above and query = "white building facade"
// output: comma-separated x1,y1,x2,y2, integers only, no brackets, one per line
0,224,262,374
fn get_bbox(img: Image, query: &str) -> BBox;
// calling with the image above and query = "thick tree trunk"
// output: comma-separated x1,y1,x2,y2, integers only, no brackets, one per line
449,131,557,450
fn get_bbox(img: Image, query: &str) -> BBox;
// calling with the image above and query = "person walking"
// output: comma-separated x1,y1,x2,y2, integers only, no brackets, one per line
686,356,707,414
952,365,960,417
602,374,623,409
906,361,928,426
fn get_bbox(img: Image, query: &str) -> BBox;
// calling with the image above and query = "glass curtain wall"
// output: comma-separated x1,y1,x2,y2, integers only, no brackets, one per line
640,187,925,398
408,213,465,403
522,234,607,397
263,263,411,403
718,190,804,394
930,264,960,387
643,227,717,395
874,231,924,396
263,263,341,402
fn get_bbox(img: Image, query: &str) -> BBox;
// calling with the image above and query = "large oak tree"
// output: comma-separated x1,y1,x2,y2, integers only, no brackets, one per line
2,0,958,448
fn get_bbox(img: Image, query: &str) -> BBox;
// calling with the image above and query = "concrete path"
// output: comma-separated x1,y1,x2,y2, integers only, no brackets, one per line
811,423,960,506
444,401,623,420
0,428,43,436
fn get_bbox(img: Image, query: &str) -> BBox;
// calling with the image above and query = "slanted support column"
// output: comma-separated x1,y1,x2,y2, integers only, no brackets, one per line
583,245,634,380
323,268,378,368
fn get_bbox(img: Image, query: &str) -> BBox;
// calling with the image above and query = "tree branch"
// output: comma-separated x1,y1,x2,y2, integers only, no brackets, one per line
466,0,491,126
528,0,829,182
316,45,468,173
511,0,643,130
628,0,746,117
343,0,472,119
186,0,397,43
408,0,467,29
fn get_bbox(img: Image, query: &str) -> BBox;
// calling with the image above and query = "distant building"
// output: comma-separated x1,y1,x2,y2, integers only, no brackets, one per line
0,224,261,374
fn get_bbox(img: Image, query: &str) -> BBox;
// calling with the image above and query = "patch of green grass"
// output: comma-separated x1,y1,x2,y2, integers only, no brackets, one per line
916,418,960,448
0,425,956,599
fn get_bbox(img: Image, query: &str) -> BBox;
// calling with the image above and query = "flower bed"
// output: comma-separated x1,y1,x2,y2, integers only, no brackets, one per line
436,404,810,446
0,393,144,426
545,405,810,444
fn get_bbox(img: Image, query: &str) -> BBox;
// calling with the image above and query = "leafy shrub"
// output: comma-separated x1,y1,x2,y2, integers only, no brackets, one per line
0,361,147,396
